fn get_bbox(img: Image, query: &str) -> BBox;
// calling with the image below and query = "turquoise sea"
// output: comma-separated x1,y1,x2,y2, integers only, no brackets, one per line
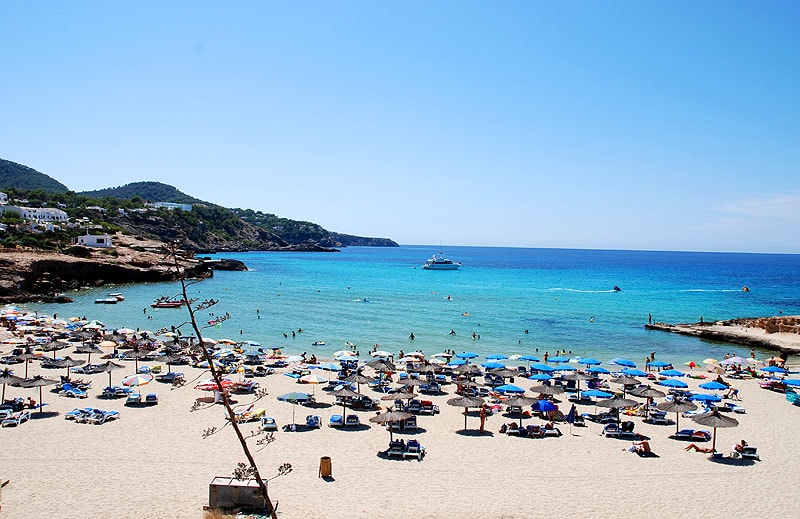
23,246,800,366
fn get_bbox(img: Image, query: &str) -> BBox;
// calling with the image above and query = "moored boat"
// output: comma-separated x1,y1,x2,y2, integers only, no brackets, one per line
422,252,461,270
94,298,118,304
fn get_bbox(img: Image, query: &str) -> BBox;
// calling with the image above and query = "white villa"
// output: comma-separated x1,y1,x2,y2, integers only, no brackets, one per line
147,202,193,211
72,233,114,248
0,205,69,222
0,192,7,205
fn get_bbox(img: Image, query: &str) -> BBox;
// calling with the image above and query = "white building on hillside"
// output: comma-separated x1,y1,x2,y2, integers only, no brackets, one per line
0,206,68,222
73,233,114,248
0,192,7,205
147,202,193,211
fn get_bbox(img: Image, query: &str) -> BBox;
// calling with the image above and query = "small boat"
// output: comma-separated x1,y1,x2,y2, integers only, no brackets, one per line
422,252,461,270
94,298,118,304
613,286,621,292
742,286,750,292
108,292,125,301
312,341,326,346
151,299,185,308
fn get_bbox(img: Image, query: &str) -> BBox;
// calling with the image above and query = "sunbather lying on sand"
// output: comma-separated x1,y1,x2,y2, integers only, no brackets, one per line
685,443,715,453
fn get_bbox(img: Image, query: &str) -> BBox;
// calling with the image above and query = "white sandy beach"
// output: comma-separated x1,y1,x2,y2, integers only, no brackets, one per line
2,324,800,519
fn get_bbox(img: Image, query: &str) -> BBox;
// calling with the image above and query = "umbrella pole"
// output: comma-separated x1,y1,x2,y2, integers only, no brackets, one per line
38,386,43,414
464,408,468,430
712,427,717,452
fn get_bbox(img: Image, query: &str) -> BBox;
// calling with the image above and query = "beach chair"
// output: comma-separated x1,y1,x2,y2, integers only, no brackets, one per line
1,411,31,427
329,414,344,428
59,383,88,399
648,411,669,425
345,414,360,427
404,439,426,460
125,393,142,406
738,446,760,461
407,400,422,414
65,407,93,421
601,423,620,438
387,440,405,457
673,429,695,441
89,409,120,425
306,415,322,429
420,400,439,415
260,416,278,432
543,425,562,437
144,393,159,405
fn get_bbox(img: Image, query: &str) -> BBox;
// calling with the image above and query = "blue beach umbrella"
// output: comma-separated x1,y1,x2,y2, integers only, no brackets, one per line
610,358,636,368
548,356,571,363
456,352,479,359
660,369,686,377
587,366,610,375
495,384,525,394
689,393,722,403
534,400,557,412
481,361,506,370
761,366,788,374
528,373,553,381
448,359,467,366
784,379,800,387
554,365,577,372
486,354,508,360
621,368,649,377
579,357,602,366
314,362,341,372
699,381,729,391
647,361,671,369
529,363,555,372
519,355,540,362
658,378,689,389
581,389,613,399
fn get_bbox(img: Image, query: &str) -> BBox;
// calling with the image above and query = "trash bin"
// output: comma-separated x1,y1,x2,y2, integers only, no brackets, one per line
319,456,332,478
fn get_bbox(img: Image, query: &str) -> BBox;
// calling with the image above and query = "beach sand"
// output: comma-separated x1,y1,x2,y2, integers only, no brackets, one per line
1,329,799,518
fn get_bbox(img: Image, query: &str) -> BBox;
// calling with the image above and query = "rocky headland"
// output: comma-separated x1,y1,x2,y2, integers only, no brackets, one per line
646,316,800,355
0,234,214,304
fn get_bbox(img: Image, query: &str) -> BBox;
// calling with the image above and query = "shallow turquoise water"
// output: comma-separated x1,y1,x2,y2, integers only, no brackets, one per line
24,246,800,366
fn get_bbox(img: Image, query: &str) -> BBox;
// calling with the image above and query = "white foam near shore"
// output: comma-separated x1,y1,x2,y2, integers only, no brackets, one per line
1,325,800,518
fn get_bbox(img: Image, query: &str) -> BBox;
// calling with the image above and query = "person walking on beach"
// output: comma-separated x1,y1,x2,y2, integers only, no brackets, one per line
479,404,488,433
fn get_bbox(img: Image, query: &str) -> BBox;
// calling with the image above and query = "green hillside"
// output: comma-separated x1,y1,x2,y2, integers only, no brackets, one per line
0,159,69,193
79,181,206,204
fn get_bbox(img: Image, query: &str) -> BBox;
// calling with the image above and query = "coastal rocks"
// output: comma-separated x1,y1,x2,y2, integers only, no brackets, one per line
0,249,212,304
646,317,800,354
202,258,249,271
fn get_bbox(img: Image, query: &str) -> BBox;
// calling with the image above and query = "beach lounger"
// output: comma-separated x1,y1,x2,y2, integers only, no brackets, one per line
1,411,30,427
720,402,746,414
420,401,439,415
144,393,159,405
601,423,620,438
329,414,344,428
59,383,88,399
260,416,278,431
543,426,562,437
65,407,93,421
125,393,142,406
306,415,322,429
345,414,360,427
102,385,133,398
88,409,120,425
404,439,426,460
387,440,405,457
647,411,669,425
736,445,760,461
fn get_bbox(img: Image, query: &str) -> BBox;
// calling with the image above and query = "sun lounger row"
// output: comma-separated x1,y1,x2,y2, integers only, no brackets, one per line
601,421,640,439
125,393,159,406
65,407,120,425
501,423,562,438
329,414,362,428
386,439,425,460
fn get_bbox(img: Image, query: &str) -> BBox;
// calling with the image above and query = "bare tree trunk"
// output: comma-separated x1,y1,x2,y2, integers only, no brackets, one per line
170,252,277,518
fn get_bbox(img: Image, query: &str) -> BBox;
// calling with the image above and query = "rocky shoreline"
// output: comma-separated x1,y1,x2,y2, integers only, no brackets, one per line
0,234,216,304
646,315,800,355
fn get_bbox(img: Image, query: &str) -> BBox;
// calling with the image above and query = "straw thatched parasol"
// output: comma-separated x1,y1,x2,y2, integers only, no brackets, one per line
502,395,537,427
447,394,486,430
657,398,698,433
21,375,58,414
530,384,565,396
0,368,22,402
369,410,414,442
692,409,739,452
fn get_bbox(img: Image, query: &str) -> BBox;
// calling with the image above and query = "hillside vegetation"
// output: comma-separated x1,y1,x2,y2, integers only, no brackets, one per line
79,181,205,204
0,159,69,193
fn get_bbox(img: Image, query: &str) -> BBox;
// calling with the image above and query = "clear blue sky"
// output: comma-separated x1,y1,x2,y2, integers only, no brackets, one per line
1,1,798,253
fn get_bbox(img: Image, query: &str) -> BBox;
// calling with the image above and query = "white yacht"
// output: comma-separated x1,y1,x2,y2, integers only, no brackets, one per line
422,252,461,270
